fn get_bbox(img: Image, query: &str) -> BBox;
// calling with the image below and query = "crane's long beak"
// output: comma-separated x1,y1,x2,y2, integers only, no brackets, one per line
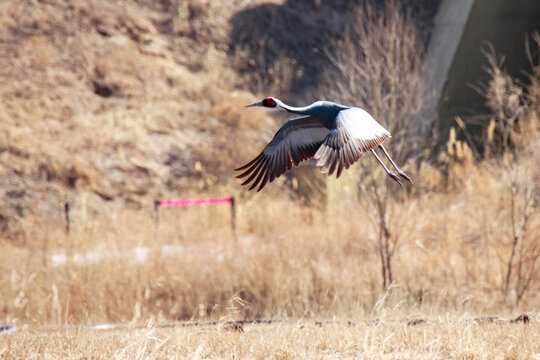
245,101,263,108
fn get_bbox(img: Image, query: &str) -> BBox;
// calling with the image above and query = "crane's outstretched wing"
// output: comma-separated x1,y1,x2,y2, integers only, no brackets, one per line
235,116,329,191
314,108,390,178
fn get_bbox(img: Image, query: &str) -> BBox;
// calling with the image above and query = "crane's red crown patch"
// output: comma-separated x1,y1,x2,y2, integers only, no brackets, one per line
263,97,277,107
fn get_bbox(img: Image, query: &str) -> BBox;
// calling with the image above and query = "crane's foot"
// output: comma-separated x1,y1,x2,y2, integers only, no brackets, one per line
397,170,413,185
388,172,404,187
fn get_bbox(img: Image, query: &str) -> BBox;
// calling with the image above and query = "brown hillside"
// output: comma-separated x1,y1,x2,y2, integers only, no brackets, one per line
0,0,278,242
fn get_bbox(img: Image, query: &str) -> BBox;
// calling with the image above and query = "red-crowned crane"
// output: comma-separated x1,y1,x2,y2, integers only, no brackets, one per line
235,97,412,191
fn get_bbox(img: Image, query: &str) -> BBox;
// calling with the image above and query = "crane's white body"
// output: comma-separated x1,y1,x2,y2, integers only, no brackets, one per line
236,97,412,191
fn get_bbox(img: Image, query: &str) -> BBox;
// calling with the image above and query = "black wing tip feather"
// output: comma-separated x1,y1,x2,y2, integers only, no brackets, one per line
234,153,263,172
235,143,324,191
233,153,273,191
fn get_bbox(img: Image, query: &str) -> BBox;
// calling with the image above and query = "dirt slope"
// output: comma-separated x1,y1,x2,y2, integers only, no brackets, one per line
0,0,277,242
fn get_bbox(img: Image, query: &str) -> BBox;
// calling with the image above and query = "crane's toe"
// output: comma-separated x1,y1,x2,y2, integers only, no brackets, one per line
388,172,404,187
398,171,413,184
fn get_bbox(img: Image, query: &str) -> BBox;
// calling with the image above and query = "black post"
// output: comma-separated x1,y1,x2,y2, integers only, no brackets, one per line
154,200,161,240
230,197,237,241
64,202,71,234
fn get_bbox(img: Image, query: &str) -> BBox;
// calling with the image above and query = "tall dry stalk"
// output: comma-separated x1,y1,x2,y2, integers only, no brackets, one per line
480,34,540,306
481,48,527,155
501,159,539,306
321,0,430,289
372,185,393,289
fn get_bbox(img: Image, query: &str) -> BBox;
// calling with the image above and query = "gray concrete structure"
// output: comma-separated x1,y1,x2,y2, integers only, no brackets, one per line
422,0,475,137
424,0,540,142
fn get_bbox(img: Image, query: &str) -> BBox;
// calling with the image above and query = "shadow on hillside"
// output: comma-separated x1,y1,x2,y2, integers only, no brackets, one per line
229,0,359,101
229,0,439,102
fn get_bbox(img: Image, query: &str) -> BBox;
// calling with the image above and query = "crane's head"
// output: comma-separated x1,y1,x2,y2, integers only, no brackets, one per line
246,97,281,110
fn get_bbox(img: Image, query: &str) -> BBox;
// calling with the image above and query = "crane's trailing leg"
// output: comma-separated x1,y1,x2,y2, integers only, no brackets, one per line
370,149,403,187
378,145,413,184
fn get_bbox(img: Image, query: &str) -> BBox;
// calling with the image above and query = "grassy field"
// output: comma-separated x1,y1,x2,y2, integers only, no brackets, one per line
1,155,539,358
2,149,539,325
1,0,539,358
2,318,538,359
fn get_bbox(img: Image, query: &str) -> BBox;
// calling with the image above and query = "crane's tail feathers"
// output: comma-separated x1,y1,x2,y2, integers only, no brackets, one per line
314,144,364,178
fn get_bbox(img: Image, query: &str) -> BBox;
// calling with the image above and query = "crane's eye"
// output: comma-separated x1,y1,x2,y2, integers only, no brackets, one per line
263,98,276,107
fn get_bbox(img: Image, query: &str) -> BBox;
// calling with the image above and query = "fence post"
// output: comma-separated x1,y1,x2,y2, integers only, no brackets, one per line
230,197,237,241
154,199,161,240
64,202,71,234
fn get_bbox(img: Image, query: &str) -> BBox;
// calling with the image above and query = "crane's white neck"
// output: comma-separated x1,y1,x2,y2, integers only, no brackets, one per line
273,98,316,115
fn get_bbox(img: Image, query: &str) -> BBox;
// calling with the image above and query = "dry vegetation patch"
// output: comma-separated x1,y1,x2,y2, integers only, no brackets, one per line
2,319,538,359
0,2,539,358
1,156,538,327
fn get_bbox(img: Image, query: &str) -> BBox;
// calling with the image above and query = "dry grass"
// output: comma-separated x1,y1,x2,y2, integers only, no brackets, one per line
2,319,539,359
1,1,540,358
1,148,539,327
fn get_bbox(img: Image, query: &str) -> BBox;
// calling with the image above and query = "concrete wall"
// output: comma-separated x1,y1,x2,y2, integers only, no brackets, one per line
436,0,540,139
422,0,475,137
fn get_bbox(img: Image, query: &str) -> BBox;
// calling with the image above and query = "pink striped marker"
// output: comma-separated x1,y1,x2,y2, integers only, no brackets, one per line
159,197,233,207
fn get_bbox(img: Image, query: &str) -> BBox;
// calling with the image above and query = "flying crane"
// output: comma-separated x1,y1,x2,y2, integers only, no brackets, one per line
235,97,412,191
